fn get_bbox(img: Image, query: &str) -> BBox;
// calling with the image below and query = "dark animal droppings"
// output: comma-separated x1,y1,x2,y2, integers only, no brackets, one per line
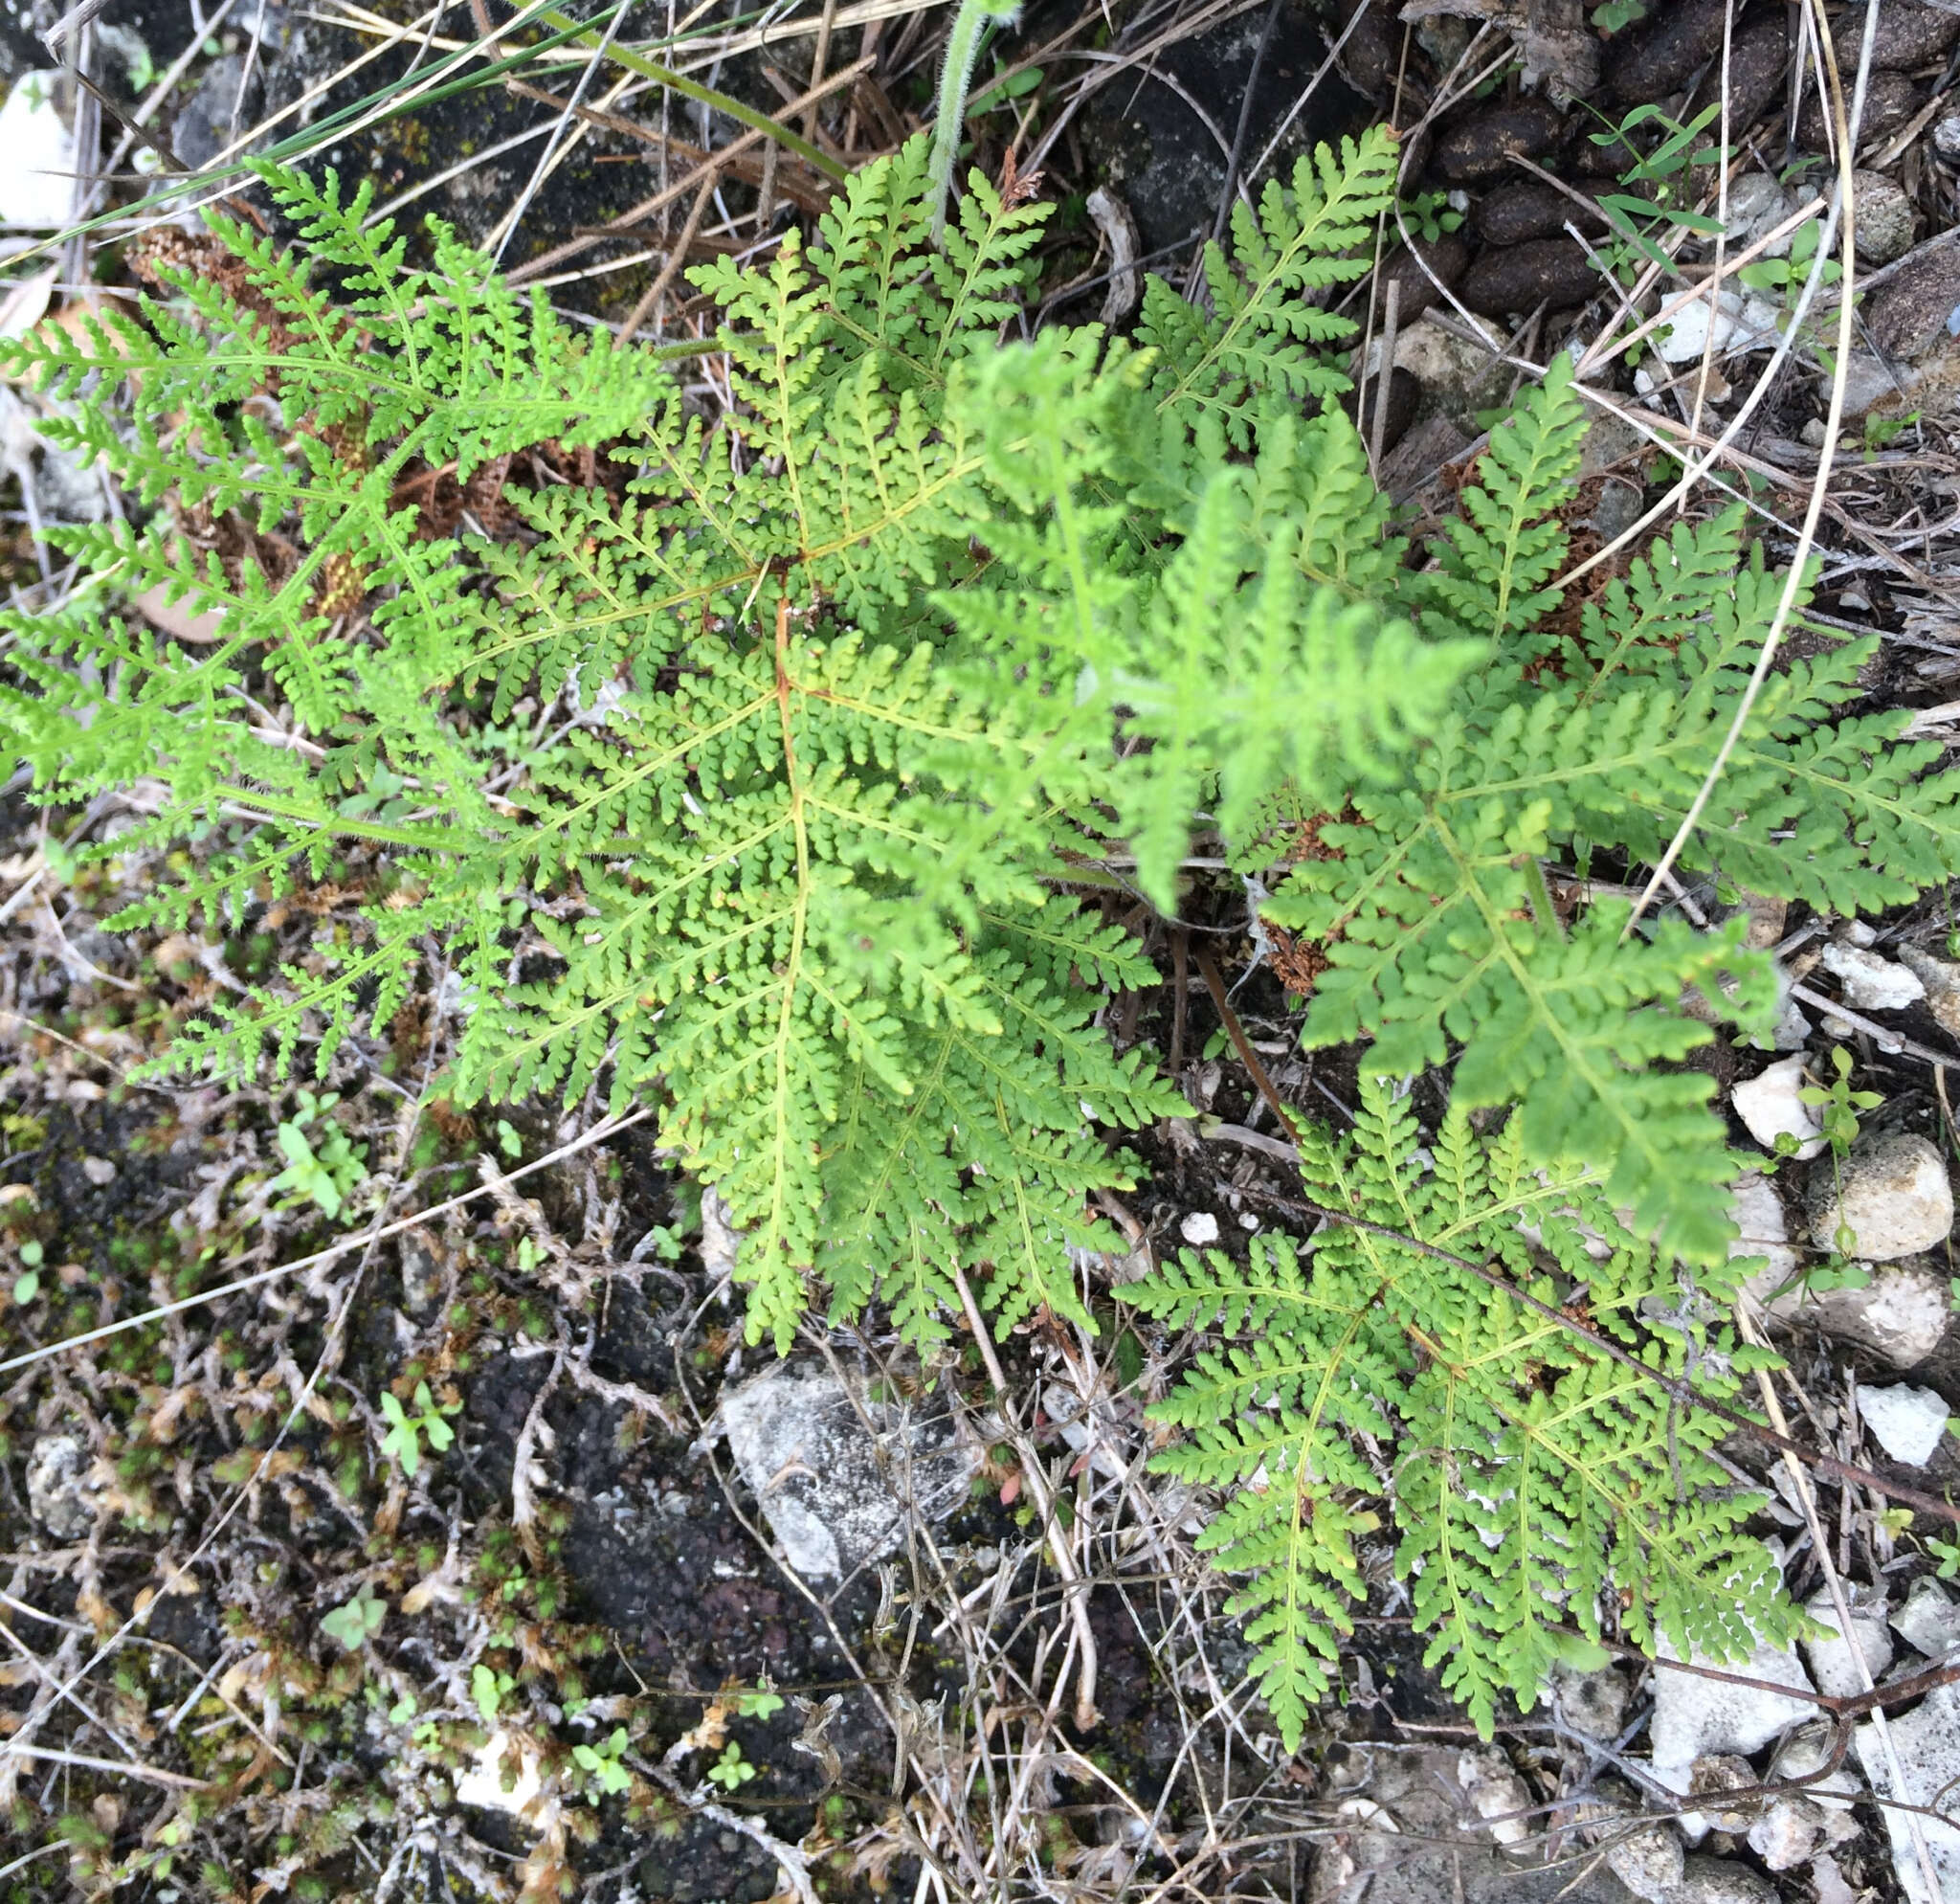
1432,98,1568,183
1372,231,1473,322
1796,68,1922,147
1686,10,1790,134
1473,180,1607,247
1605,0,1732,102
1459,235,1601,314
1838,0,1960,72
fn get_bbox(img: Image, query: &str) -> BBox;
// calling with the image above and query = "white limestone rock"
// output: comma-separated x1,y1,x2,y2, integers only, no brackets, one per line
26,1433,100,1539
721,1361,981,1579
1604,1823,1684,1901
1820,941,1927,1012
1650,1639,1816,1794
1899,944,1960,1040
1747,1795,1828,1870
457,1730,547,1821
1855,1679,1960,1902
1857,1382,1951,1467
1895,1578,1960,1659
0,75,76,229
1802,1585,1894,1696
1805,1257,1950,1368
1731,1171,1800,1311
1731,1057,1826,1160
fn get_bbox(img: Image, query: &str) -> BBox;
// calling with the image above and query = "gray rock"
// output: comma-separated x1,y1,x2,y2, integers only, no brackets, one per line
26,1433,99,1539
1586,478,1645,543
1899,944,1960,1039
1308,1745,1632,1902
1819,939,1926,1011
1803,1584,1894,1695
170,56,261,172
1854,170,1918,268
1725,172,1797,255
719,1361,980,1580
1808,1132,1953,1260
1937,111,1960,164
1854,1678,1960,1902
1829,348,1916,420
1579,410,1648,479
1894,1578,1960,1658
1457,1748,1532,1845
1674,1855,1778,1904
400,1236,444,1316
1856,1380,1950,1467
1651,1639,1816,1792
1804,1257,1950,1368
0,387,108,526
1392,314,1509,407
1552,1661,1630,1741
1603,1822,1683,1900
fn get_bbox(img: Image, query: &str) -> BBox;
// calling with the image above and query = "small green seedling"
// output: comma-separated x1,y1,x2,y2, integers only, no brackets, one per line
472,1663,515,1725
11,1237,42,1305
1738,215,1841,302
734,1684,784,1720
1588,101,1726,285
379,1381,457,1479
571,1727,634,1800
1765,1045,1884,1297
496,1118,523,1159
1801,1044,1882,1173
706,1742,758,1790
321,1588,387,1650
269,1090,369,1220
1863,411,1920,453
1397,189,1463,245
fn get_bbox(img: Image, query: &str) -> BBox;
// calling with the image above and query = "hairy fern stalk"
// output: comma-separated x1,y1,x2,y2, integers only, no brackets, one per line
7,128,1958,1739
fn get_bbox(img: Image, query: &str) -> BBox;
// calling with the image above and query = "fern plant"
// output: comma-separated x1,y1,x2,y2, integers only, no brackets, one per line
1120,1077,1799,1743
5,123,1958,1741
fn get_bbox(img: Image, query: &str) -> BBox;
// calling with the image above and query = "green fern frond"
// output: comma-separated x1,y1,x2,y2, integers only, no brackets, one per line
1125,1079,1799,1745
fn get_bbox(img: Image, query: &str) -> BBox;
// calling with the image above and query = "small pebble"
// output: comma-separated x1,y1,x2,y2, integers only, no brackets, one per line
1179,1211,1220,1246
80,1156,116,1186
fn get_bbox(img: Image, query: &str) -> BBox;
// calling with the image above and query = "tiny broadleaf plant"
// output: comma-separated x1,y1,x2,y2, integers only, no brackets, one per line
6,129,1960,1739
379,1381,457,1479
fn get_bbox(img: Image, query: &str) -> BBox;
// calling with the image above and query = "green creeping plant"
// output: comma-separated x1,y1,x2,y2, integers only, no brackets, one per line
7,125,1959,1743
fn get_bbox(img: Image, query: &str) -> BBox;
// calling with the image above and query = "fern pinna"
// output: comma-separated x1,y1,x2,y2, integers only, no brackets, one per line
6,125,1959,1737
